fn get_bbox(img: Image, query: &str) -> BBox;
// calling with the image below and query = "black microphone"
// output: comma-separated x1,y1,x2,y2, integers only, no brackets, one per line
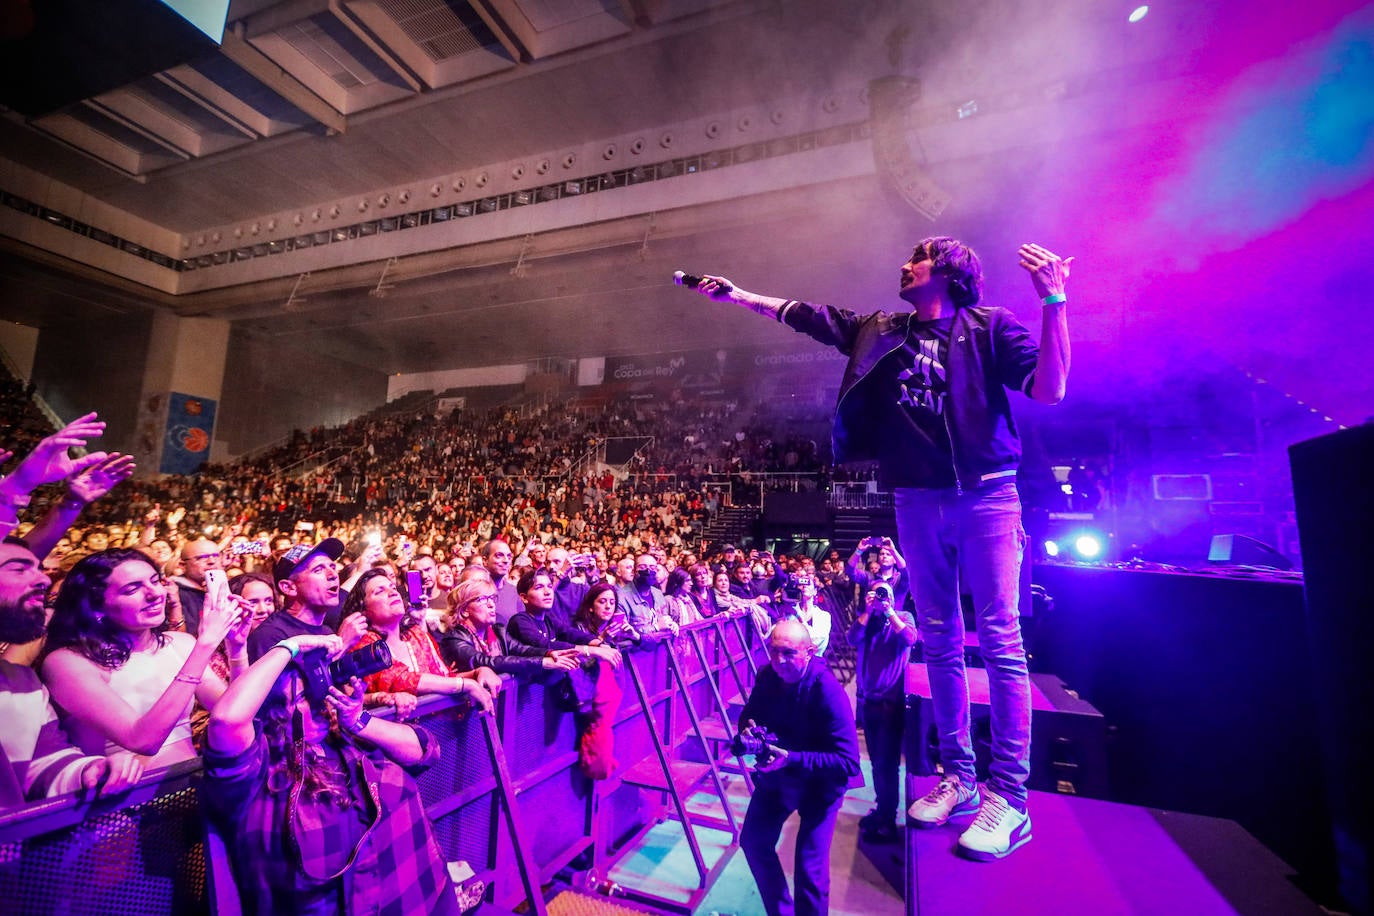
672,270,705,288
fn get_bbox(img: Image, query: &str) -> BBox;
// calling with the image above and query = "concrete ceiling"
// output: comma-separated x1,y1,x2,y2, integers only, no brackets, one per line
2,0,1370,425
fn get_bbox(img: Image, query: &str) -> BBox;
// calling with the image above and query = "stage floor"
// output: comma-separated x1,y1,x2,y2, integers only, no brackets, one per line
904,779,1326,916
600,677,1326,916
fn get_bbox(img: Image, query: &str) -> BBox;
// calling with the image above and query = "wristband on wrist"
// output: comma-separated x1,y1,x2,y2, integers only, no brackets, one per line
173,673,202,685
61,496,86,512
342,710,372,733
275,639,300,659
1042,293,1067,306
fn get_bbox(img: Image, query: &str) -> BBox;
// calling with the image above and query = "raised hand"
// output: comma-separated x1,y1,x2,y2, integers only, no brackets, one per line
359,542,386,569
68,453,137,505
195,584,248,649
337,613,370,651
1018,242,1074,300
223,597,254,656
2,412,107,495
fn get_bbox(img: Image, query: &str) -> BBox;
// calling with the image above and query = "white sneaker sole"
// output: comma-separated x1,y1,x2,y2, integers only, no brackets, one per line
957,818,1033,861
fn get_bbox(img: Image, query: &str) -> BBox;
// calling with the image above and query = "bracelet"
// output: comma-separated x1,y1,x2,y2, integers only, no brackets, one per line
173,673,202,685
1041,293,1067,306
60,497,86,512
274,639,300,659
342,710,372,733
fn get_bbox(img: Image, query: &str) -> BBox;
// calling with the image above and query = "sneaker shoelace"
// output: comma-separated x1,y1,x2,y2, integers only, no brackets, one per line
921,778,960,805
970,792,1009,831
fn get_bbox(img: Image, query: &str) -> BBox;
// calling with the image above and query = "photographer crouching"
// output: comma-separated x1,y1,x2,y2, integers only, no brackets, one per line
735,619,860,916
203,631,460,915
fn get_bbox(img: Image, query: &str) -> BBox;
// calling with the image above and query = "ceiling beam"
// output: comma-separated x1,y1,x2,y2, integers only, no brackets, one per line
219,23,349,135
328,0,424,93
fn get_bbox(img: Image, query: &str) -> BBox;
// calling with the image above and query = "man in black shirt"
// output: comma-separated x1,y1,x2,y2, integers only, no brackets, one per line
247,538,346,662
686,237,1072,861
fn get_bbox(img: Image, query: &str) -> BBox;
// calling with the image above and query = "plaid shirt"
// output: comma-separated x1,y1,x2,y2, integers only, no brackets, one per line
202,720,458,916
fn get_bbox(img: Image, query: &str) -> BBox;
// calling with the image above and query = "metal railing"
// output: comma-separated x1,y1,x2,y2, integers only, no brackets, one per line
0,622,768,916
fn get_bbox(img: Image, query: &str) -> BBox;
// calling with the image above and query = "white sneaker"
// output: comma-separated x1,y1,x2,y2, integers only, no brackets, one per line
957,788,1032,860
907,776,980,828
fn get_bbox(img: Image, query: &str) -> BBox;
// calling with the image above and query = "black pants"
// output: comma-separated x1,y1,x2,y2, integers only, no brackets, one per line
861,697,906,819
741,780,845,916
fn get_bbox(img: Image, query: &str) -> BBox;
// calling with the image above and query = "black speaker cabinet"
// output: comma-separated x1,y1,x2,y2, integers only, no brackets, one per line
903,663,1108,799
1291,424,1374,915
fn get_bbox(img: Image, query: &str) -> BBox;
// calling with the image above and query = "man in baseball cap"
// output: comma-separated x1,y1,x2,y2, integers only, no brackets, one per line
248,538,346,662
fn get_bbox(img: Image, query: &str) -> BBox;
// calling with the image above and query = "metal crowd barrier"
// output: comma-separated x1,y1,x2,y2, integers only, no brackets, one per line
0,612,767,916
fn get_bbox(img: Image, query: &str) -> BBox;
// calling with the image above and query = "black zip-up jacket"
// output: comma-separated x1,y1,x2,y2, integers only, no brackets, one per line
740,660,861,802
779,300,1040,490
438,622,550,680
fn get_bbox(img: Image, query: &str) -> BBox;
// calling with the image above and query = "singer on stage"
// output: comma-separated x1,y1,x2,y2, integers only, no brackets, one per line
680,236,1072,860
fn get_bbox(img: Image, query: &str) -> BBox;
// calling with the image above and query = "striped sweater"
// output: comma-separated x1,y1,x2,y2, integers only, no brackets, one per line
0,660,103,808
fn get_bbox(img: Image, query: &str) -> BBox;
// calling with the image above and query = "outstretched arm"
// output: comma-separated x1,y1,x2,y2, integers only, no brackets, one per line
687,276,792,321
0,413,111,537
208,634,342,756
1019,243,1073,405
26,453,137,560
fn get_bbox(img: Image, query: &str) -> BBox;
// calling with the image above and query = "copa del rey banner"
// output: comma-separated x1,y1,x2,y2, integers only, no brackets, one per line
159,392,217,475
602,345,846,386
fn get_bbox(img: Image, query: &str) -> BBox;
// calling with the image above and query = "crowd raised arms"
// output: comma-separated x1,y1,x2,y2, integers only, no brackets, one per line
0,397,860,814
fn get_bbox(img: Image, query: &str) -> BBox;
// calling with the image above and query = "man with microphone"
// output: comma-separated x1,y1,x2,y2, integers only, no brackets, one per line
678,236,1072,861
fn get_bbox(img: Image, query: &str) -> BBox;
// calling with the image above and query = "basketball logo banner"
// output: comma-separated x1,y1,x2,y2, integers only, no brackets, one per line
160,391,217,475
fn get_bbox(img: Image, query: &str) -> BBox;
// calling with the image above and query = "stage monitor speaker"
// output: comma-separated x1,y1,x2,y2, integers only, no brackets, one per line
904,664,1108,799
1207,533,1294,570
1290,424,1374,916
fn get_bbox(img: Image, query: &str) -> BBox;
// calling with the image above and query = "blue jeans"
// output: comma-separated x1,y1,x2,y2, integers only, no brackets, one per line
894,482,1031,808
740,779,844,916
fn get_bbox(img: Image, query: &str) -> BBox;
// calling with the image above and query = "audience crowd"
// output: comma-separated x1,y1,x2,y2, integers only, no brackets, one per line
0,369,878,803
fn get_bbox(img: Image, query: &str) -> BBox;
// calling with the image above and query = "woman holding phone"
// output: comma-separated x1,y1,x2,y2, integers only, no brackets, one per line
43,548,248,768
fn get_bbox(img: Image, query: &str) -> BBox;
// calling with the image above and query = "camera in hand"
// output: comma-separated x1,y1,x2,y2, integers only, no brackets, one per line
299,640,393,706
731,723,780,767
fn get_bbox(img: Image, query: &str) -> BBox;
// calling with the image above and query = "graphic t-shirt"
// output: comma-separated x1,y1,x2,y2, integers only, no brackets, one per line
875,315,958,488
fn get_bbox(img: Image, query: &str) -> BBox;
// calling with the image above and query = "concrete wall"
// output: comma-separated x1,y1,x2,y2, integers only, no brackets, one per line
216,329,388,458
31,311,154,455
